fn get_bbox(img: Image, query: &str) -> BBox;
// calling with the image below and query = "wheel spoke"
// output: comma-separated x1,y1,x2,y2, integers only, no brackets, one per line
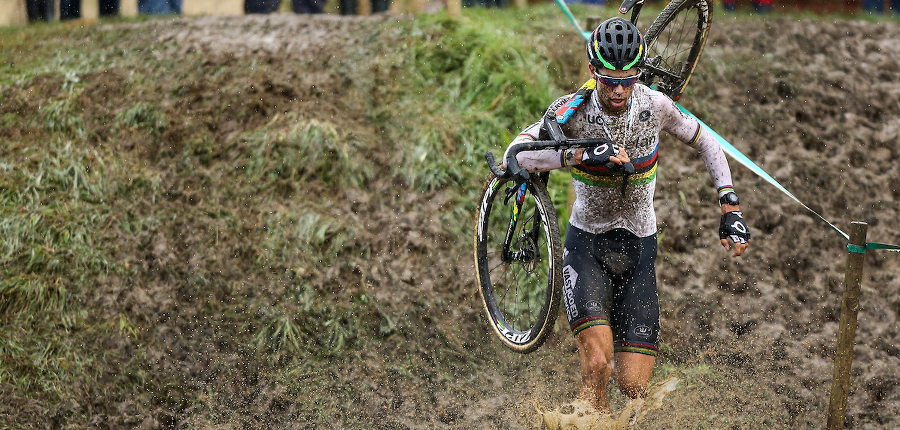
643,0,710,100
475,175,562,352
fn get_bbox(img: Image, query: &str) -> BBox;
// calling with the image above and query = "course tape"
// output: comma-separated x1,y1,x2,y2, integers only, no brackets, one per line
678,106,899,253
552,0,899,253
554,0,592,41
847,243,900,254
848,244,867,254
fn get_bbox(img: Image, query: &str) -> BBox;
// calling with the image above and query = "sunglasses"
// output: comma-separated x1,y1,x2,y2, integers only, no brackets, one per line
594,71,642,89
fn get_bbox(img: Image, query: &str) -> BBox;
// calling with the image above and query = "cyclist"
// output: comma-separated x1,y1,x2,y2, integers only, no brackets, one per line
503,17,751,412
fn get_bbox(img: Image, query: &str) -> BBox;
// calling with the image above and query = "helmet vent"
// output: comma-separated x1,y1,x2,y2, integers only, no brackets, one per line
586,17,646,70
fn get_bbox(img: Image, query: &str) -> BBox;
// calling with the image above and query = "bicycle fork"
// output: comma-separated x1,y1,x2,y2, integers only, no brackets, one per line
501,182,542,271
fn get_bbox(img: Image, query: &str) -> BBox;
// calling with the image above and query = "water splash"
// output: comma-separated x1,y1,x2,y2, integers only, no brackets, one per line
535,376,679,430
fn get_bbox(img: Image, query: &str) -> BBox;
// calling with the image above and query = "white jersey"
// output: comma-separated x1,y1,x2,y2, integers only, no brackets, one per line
504,84,734,238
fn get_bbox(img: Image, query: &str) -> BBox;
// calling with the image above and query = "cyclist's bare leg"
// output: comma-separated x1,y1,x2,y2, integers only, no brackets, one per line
574,324,614,413
576,326,657,411
613,352,656,398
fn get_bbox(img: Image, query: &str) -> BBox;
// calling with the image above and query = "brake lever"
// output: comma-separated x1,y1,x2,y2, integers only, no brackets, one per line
604,160,635,196
485,147,531,188
621,161,635,196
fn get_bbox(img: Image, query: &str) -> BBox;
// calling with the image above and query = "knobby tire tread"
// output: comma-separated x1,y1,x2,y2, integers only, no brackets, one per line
643,0,712,101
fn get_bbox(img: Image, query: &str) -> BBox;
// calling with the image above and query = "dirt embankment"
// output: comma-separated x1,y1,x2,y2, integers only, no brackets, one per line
144,14,900,428
3,12,900,429
653,16,900,428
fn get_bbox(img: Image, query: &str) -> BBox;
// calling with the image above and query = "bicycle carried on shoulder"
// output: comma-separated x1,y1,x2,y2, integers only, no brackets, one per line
473,0,712,353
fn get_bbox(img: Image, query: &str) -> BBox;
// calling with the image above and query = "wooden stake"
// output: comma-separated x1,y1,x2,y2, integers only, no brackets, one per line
447,0,460,17
0,0,29,26
827,221,868,430
359,0,371,15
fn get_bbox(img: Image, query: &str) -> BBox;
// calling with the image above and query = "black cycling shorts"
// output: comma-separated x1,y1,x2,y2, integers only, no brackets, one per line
562,225,660,356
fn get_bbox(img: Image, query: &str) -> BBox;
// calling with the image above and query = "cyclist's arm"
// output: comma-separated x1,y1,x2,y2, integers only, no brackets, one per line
658,96,735,201
659,93,749,257
502,120,583,172
503,95,589,172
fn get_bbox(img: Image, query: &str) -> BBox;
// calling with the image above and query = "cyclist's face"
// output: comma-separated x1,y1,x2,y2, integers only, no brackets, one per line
592,65,639,115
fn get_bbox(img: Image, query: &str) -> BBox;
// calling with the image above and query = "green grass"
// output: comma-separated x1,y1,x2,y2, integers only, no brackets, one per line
117,102,167,135
241,119,373,189
0,13,489,423
2,6,889,428
0,9,677,426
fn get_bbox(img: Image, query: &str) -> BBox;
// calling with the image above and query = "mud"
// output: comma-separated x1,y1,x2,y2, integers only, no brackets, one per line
163,14,900,427
536,377,679,429
4,11,900,430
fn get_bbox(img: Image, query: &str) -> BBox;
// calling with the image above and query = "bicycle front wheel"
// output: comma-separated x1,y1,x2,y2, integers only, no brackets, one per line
642,0,712,101
473,173,562,354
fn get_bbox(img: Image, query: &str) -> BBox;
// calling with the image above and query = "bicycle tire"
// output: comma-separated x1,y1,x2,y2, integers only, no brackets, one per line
642,0,712,101
474,173,562,354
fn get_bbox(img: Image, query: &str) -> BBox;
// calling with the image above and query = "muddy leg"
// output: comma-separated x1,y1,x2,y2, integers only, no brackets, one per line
613,352,655,399
574,324,614,413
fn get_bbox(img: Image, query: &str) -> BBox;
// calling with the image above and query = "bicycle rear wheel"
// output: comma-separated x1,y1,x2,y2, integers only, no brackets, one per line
474,173,562,354
641,0,712,101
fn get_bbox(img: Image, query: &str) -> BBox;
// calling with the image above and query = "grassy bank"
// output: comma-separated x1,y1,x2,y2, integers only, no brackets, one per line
3,5,900,429
0,8,589,428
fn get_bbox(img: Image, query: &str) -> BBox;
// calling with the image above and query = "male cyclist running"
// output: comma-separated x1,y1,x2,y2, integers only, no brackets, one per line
503,17,751,412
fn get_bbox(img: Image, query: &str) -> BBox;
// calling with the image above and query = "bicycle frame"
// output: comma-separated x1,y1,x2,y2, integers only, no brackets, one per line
485,106,620,273
618,0,687,88
501,181,530,263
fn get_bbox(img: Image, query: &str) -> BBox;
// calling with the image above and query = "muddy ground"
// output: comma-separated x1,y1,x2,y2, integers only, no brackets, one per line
3,9,900,430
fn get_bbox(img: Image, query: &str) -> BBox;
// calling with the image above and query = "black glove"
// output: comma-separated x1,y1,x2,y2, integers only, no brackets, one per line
582,143,621,167
720,211,750,244
583,143,635,196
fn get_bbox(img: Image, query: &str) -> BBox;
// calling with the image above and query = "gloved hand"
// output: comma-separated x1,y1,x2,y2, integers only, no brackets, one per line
720,211,750,245
582,143,621,167
583,143,635,196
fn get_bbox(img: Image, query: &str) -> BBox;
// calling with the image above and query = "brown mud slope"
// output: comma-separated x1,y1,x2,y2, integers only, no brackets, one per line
2,13,900,430
652,16,900,428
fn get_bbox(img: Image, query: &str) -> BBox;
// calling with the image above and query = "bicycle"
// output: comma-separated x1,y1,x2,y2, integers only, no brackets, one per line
473,0,712,353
